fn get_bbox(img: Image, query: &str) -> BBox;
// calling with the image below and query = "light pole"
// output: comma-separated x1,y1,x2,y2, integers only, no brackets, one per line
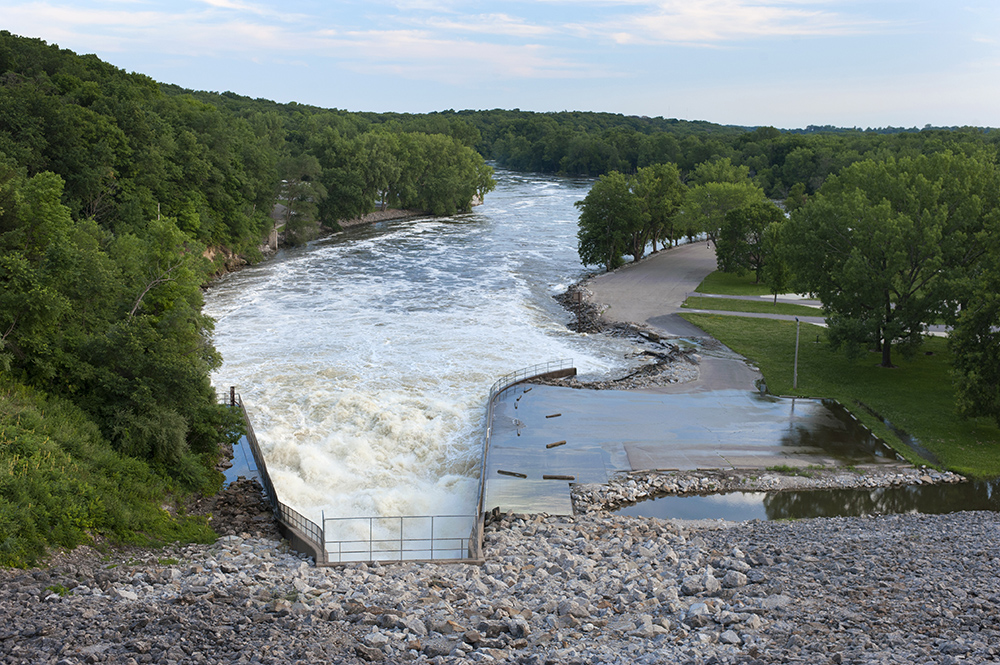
793,317,800,390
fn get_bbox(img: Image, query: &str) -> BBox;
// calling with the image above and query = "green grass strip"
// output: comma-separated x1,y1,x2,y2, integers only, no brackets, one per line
681,312,1000,478
694,271,773,296
682,296,821,317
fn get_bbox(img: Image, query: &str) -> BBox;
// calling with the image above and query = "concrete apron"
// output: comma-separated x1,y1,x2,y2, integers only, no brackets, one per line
483,381,907,516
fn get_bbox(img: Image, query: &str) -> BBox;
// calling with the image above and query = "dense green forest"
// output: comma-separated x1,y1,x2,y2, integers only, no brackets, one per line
2,29,1000,565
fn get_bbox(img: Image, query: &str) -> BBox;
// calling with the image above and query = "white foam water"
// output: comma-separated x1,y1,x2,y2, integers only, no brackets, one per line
204,170,636,523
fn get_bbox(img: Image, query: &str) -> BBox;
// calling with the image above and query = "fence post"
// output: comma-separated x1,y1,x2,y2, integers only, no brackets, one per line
230,386,236,407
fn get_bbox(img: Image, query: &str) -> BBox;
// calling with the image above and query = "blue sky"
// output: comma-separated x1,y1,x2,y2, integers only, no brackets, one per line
3,0,998,128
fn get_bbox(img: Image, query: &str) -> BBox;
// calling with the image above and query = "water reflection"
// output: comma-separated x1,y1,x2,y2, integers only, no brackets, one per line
614,479,1000,521
778,398,899,460
222,435,261,487
855,401,941,465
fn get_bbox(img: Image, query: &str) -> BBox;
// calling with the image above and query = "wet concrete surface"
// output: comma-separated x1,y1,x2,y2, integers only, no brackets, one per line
483,384,908,515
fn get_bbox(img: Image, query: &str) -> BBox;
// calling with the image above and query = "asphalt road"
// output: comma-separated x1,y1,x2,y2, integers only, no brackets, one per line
585,243,766,392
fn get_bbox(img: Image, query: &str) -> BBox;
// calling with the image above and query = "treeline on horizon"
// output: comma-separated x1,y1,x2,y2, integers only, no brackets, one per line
1,29,998,565
175,87,1000,201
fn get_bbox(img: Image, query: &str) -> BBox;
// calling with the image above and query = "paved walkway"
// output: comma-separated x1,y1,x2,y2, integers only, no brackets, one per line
587,242,717,334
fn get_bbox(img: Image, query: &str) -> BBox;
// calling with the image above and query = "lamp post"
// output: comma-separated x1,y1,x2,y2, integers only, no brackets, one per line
793,317,800,390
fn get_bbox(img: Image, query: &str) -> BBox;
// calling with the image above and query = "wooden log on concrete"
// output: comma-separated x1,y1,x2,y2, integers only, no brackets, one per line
497,469,527,479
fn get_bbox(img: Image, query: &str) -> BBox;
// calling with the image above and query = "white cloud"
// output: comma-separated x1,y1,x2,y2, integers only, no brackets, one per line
1,2,595,81
418,14,555,38
196,0,309,21
317,30,594,82
565,0,891,45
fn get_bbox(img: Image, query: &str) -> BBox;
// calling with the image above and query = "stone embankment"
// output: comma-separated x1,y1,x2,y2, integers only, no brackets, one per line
573,467,968,514
337,209,427,229
3,499,998,664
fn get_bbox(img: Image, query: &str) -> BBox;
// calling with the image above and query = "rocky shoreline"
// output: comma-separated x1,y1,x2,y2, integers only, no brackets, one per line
337,208,428,229
3,496,998,664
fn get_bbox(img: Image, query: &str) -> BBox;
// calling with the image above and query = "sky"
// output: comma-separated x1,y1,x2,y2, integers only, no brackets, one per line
2,0,999,128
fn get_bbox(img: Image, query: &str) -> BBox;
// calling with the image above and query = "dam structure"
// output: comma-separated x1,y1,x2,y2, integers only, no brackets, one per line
204,170,640,566
227,360,578,565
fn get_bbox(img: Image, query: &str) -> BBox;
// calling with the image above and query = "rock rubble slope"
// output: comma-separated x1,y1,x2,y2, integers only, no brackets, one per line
2,502,998,664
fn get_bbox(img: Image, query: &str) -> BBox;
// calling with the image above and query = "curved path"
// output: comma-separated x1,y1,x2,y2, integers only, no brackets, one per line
586,242,718,336
585,243,764,392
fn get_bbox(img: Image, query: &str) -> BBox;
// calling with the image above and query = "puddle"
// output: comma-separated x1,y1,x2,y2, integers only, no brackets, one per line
855,401,941,465
614,479,1000,521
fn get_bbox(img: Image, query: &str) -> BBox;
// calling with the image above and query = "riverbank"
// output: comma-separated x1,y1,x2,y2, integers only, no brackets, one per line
336,208,428,229
5,497,998,664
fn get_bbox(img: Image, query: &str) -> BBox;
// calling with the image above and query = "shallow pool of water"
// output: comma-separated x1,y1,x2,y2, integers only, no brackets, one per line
614,479,1000,521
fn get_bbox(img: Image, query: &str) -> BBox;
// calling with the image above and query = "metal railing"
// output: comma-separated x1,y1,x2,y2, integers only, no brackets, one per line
487,358,575,400
227,393,327,564
323,514,478,563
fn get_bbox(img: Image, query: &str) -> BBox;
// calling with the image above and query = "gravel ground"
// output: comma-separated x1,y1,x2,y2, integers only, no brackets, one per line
2,479,997,665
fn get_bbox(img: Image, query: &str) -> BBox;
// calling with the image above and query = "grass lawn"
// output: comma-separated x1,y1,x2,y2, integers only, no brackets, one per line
694,271,773,296
682,296,821,317
681,313,1000,478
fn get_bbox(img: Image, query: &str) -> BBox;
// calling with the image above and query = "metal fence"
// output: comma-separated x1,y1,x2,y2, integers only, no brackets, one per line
323,514,479,563
227,393,327,563
220,361,574,565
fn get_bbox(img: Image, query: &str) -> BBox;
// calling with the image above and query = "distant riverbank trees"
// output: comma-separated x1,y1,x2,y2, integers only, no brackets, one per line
305,128,495,240
574,158,769,271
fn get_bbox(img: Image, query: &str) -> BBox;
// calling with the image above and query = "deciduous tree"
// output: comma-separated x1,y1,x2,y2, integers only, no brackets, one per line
782,152,1000,368
682,181,767,245
575,171,646,271
635,163,686,251
716,200,785,283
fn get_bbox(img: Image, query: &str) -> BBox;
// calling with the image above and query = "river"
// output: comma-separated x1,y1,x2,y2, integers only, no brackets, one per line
204,170,637,523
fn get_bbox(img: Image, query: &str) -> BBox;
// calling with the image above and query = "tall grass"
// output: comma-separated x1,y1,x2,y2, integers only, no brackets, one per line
0,380,215,567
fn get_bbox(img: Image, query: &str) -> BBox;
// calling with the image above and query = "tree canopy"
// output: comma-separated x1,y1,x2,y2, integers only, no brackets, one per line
781,152,1000,367
716,200,786,283
575,171,647,271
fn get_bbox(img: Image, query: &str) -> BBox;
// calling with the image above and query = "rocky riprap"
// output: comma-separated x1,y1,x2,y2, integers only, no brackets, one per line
3,507,999,664
572,467,968,514
532,305,703,390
